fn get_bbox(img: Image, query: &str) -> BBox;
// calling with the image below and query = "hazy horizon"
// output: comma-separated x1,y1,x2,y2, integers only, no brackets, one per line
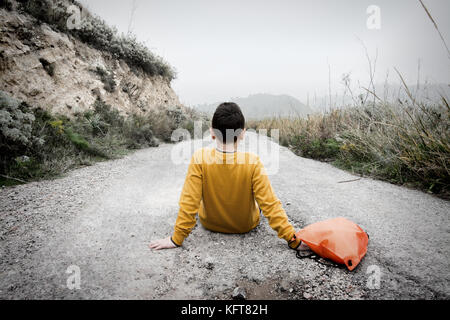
78,0,450,106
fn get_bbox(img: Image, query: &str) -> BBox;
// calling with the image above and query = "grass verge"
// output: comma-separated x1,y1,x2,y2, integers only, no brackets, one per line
0,91,207,186
248,98,450,198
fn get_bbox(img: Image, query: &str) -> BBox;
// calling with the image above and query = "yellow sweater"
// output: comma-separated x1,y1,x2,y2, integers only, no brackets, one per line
171,147,300,249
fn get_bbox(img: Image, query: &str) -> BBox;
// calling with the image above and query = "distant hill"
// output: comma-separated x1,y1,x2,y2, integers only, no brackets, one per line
195,94,313,120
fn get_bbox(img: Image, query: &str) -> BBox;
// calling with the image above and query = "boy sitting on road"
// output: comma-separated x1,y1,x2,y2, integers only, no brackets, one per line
149,102,305,251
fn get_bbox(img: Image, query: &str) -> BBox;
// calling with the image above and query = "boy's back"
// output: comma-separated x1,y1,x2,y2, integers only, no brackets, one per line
183,148,260,235
172,147,299,248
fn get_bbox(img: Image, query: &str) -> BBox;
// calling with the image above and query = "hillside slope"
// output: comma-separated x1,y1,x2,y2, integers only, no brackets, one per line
0,6,181,116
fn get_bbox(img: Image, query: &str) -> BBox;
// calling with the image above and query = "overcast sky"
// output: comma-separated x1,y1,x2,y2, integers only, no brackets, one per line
78,0,450,106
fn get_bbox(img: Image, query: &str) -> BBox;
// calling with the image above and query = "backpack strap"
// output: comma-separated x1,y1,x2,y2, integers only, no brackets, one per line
296,250,315,259
295,250,345,269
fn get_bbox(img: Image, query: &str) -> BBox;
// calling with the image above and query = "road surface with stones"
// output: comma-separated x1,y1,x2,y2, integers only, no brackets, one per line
0,133,449,299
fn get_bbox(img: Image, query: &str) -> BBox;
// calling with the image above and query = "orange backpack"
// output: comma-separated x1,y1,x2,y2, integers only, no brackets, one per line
295,217,369,271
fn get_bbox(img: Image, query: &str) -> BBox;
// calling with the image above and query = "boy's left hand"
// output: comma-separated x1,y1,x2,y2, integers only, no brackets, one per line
149,237,177,250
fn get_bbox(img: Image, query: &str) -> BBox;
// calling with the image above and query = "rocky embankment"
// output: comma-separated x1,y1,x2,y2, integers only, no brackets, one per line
0,8,181,116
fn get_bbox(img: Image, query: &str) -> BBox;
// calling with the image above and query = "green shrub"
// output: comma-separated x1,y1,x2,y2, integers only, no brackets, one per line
63,127,96,154
9,156,42,179
123,114,158,149
92,99,124,129
94,66,116,93
0,91,38,172
0,90,206,185
287,134,341,160
0,0,13,10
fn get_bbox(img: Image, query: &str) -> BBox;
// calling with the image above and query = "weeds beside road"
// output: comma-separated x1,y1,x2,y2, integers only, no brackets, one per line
0,91,207,186
249,96,450,199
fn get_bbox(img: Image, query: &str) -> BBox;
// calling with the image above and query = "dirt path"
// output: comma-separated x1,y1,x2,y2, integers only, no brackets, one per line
0,133,449,299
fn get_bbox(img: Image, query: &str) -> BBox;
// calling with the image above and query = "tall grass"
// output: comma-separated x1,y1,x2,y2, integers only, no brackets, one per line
249,96,450,197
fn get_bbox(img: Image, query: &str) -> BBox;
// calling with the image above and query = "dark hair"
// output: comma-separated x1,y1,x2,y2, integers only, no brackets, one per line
212,102,245,143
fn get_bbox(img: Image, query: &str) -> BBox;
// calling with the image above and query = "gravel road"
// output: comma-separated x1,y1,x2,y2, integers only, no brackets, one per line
1,133,449,299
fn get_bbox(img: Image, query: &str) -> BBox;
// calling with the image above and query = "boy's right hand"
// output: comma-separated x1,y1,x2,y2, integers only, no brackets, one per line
149,236,178,250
